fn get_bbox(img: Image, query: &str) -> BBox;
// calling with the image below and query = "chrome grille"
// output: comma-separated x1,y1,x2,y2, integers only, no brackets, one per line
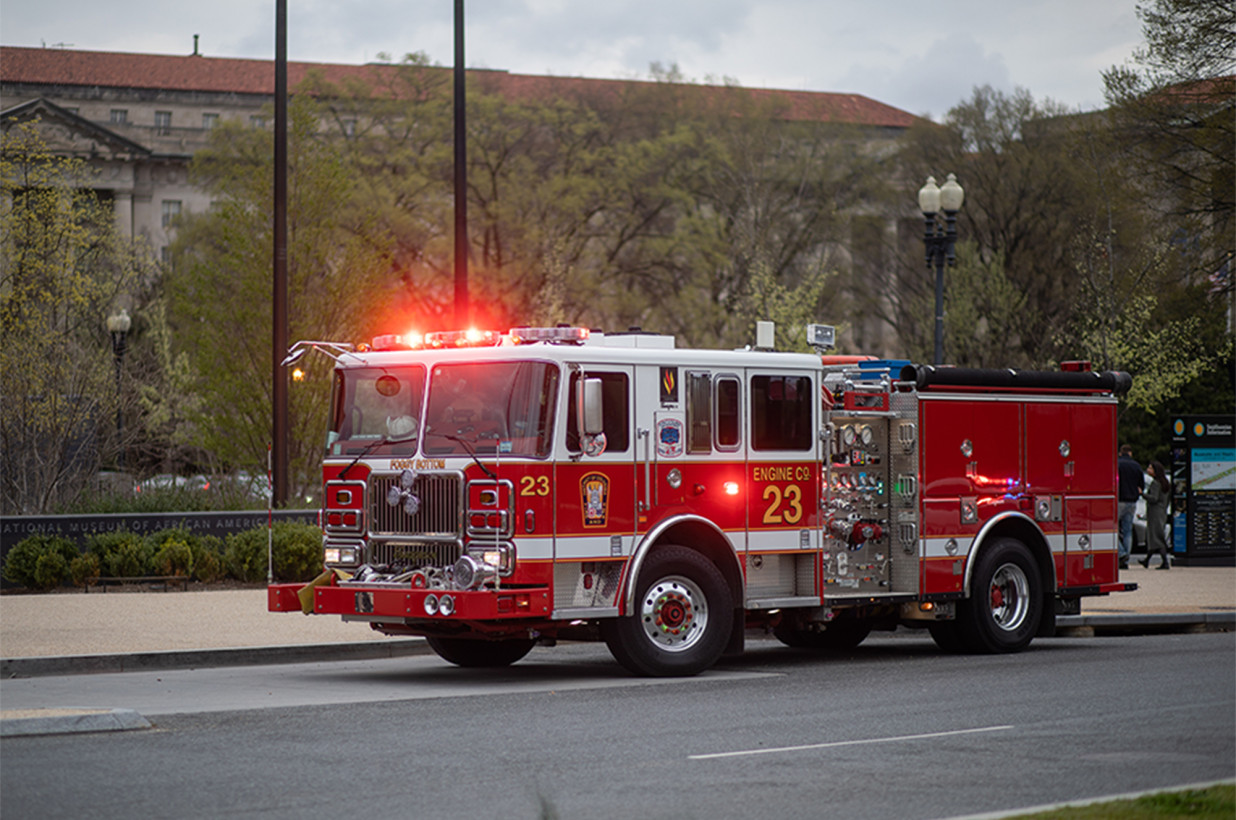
370,540,461,570
369,472,463,538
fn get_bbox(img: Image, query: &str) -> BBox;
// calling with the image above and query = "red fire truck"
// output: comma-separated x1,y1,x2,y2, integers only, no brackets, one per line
269,323,1135,676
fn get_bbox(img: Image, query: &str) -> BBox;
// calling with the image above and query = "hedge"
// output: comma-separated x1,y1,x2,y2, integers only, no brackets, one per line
2,523,324,591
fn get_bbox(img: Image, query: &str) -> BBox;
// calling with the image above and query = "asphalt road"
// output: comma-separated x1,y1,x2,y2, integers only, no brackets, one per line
2,631,1233,820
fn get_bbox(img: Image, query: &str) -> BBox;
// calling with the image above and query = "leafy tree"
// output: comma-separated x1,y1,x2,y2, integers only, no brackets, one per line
169,96,399,499
1,121,150,513
1102,0,1235,290
894,86,1083,365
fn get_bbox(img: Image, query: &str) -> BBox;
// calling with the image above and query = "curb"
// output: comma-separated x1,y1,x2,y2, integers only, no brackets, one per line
1,638,432,679
0,707,151,738
1056,611,1235,636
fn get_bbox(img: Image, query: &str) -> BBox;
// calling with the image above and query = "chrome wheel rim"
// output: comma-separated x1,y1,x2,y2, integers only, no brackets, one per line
988,562,1030,631
638,575,708,653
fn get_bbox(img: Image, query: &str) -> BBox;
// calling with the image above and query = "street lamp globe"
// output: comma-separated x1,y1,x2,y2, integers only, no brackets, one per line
939,173,965,213
917,176,941,216
106,308,131,335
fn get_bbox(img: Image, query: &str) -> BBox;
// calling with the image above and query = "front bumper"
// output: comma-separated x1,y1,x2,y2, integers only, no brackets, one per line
268,579,551,621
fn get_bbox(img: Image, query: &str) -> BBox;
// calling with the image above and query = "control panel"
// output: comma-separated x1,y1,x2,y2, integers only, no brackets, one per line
823,415,892,592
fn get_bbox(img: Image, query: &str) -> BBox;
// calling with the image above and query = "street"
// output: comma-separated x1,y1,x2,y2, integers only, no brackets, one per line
2,631,1233,819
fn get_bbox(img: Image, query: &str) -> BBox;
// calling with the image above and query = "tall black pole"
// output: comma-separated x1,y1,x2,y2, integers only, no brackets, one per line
272,0,289,506
453,0,469,326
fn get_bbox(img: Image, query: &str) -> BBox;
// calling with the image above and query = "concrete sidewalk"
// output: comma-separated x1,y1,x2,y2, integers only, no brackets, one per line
1,563,1232,678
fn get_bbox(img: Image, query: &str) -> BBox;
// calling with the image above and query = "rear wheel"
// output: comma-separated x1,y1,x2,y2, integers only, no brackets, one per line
602,545,732,677
425,636,536,668
956,537,1042,653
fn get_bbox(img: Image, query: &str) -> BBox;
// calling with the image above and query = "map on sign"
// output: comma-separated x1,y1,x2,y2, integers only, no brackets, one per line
1191,448,1236,491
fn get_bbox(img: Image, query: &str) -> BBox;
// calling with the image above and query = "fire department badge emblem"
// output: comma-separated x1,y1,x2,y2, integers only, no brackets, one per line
581,472,609,527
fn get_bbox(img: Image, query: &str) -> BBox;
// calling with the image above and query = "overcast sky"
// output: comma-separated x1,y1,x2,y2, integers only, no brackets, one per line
3,0,1147,120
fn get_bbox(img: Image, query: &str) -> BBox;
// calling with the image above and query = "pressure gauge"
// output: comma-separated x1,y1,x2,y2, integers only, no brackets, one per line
841,426,857,446
860,425,874,446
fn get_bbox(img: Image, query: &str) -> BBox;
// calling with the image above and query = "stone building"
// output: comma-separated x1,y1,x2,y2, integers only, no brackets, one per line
2,45,921,352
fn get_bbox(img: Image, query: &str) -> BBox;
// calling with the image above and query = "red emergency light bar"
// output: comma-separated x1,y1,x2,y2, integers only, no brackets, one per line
368,326,590,351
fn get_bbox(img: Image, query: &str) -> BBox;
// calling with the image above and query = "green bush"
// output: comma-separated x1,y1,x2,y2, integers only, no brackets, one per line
272,522,323,581
152,538,195,577
33,551,69,590
85,530,146,577
69,553,101,588
225,522,321,583
3,535,78,589
191,536,227,583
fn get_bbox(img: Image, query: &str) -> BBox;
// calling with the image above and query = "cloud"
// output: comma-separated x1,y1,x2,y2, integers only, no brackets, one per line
837,33,1012,121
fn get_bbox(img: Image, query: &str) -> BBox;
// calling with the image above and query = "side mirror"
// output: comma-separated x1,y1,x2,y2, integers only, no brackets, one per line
582,378,604,435
575,377,607,456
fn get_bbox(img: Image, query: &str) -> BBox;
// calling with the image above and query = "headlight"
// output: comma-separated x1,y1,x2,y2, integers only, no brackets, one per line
323,546,359,565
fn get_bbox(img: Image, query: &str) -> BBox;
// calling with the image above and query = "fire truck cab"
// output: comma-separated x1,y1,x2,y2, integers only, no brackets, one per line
269,324,1135,676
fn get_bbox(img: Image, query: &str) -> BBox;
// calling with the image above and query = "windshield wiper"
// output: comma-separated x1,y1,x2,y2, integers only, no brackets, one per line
339,432,416,480
428,429,498,480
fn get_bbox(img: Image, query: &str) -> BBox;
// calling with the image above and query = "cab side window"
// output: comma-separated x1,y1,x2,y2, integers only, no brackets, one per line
566,372,630,453
715,376,741,450
686,371,711,454
751,375,812,451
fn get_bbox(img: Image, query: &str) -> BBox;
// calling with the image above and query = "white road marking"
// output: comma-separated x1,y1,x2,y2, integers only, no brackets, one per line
688,724,1015,760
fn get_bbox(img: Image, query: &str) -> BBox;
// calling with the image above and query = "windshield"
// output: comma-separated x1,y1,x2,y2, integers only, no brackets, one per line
423,361,559,458
326,366,426,456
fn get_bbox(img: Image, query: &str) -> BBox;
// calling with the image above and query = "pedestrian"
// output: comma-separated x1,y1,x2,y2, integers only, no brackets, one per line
1139,461,1172,569
1116,444,1142,569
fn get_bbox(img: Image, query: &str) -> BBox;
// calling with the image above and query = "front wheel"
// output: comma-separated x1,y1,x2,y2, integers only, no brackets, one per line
425,636,536,668
602,545,733,677
955,537,1042,653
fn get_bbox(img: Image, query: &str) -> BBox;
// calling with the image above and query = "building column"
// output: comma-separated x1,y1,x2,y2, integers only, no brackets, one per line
113,190,133,239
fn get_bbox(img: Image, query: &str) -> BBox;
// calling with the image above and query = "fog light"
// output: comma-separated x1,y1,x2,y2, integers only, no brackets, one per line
424,594,439,615
439,595,455,616
324,548,341,564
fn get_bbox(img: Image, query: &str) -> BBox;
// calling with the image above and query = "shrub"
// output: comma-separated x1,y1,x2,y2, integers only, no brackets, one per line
86,530,146,577
272,522,324,582
225,522,321,583
69,553,101,588
3,535,78,589
145,528,198,576
152,538,195,577
191,536,227,583
32,550,70,590
104,541,145,578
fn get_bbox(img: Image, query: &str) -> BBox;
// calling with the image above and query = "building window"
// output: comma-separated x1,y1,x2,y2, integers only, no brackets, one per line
202,113,219,130
161,247,172,266
250,115,266,129
110,109,128,124
161,200,182,229
154,111,172,135
342,119,356,136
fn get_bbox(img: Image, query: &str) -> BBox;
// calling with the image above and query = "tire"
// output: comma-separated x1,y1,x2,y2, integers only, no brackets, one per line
425,636,536,668
774,616,872,651
927,621,968,653
955,537,1042,653
602,545,733,677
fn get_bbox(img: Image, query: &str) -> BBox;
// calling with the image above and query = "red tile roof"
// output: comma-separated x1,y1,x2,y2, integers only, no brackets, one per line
1,45,919,128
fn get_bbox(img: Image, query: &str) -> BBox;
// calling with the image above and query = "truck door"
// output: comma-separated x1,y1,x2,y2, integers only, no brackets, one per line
553,367,636,611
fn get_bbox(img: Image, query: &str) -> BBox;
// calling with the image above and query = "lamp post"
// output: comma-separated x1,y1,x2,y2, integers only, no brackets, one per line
106,308,131,471
918,173,964,365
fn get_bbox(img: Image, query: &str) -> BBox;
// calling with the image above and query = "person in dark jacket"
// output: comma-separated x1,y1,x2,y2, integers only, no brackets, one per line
1139,461,1171,569
1117,444,1143,569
